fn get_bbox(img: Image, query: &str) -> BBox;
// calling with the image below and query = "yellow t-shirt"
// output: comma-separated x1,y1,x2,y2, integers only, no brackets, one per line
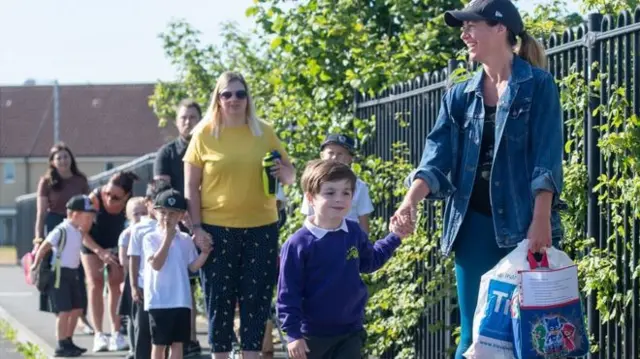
183,121,289,228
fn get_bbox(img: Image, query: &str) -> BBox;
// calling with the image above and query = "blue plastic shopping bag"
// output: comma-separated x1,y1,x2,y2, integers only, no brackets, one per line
511,251,589,359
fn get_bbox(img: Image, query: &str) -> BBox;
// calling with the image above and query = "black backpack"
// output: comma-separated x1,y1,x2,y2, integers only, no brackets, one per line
31,228,67,292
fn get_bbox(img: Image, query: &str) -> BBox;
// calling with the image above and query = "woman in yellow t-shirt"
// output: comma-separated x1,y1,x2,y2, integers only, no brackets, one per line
183,71,295,359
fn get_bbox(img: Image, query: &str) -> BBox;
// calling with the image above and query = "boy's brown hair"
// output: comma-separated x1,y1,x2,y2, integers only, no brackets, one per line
301,159,357,195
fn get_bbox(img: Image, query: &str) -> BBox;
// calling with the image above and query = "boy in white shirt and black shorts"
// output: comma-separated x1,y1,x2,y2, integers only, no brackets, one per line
31,195,97,357
141,189,211,359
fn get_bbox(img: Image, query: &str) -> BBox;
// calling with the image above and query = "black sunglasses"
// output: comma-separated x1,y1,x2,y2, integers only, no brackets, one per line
219,90,248,100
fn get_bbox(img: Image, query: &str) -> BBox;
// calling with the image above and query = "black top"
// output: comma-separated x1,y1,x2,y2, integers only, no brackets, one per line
469,105,496,217
89,187,126,249
154,137,188,193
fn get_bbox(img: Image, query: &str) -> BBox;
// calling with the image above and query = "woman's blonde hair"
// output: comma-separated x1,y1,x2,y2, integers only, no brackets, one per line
516,31,547,69
191,71,263,138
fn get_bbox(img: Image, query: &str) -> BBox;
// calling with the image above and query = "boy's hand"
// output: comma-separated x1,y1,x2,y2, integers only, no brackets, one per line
163,218,177,239
390,215,414,239
287,338,310,359
200,241,213,254
132,287,143,303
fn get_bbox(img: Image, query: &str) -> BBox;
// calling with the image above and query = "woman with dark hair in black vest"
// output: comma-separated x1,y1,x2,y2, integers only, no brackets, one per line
81,171,138,353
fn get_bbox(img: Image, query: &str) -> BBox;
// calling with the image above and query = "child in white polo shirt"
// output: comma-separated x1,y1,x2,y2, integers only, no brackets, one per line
127,180,170,359
300,134,374,233
141,189,211,359
31,195,97,357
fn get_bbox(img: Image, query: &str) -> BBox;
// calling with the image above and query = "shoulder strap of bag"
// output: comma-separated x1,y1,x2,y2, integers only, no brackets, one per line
53,228,67,289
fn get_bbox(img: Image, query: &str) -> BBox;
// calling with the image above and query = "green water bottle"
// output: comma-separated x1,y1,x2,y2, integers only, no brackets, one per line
262,151,281,197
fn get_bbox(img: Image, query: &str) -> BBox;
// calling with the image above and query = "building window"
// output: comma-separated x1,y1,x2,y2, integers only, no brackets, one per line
105,162,114,171
3,162,15,184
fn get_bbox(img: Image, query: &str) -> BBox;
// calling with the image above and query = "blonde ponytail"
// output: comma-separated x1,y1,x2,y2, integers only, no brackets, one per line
517,31,547,69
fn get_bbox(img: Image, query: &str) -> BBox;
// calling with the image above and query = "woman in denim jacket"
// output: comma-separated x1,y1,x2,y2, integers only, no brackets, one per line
394,0,564,357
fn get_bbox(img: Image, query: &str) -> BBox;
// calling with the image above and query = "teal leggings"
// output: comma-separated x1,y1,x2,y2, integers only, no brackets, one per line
453,210,511,359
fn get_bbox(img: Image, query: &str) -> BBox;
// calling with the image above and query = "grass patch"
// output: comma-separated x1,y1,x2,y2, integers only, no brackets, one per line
0,320,46,359
0,247,17,265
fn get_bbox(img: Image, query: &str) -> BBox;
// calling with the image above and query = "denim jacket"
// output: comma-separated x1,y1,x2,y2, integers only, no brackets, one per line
405,56,564,256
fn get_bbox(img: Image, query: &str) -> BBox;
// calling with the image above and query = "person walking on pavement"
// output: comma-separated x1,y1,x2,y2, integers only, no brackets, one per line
153,98,203,357
184,71,295,359
82,171,139,352
393,1,565,357
33,143,94,334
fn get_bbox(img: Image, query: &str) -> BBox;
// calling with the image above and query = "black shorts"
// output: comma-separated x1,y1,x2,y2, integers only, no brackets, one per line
117,274,132,316
51,268,87,313
148,308,191,345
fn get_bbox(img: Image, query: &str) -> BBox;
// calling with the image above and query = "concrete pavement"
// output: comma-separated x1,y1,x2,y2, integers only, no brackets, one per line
0,264,287,358
0,336,23,359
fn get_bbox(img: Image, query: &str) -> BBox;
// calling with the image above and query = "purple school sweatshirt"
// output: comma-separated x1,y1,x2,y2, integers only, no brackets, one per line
276,219,401,342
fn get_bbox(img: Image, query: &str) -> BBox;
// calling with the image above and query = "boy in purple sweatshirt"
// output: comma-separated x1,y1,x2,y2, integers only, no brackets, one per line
277,159,413,359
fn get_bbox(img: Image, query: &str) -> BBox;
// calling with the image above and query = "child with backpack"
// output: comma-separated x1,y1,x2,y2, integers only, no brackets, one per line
30,195,97,357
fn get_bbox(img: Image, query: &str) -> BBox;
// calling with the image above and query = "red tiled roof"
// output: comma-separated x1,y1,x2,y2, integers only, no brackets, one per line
0,83,175,157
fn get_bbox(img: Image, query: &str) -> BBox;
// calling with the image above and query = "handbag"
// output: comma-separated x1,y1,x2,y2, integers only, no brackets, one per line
511,251,589,358
30,228,67,292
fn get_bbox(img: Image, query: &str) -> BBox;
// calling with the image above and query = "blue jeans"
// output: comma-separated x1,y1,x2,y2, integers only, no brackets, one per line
453,210,511,359
200,222,279,352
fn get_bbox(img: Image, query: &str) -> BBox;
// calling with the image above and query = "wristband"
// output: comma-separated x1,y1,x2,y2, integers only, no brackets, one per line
192,223,202,230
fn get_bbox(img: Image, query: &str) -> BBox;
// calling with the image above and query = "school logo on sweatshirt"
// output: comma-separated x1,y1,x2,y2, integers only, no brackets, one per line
346,246,359,260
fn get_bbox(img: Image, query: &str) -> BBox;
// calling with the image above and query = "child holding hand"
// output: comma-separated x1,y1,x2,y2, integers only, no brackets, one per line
277,159,414,359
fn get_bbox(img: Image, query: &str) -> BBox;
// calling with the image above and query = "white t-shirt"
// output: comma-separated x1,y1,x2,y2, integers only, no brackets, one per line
300,178,374,222
126,216,157,288
141,230,198,310
46,220,83,269
118,226,133,248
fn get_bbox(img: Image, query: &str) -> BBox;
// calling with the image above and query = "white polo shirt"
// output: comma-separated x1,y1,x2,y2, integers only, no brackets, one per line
126,216,158,288
141,230,197,310
300,178,374,222
46,220,83,269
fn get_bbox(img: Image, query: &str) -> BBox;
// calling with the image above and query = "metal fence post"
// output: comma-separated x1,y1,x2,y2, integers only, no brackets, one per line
585,11,603,359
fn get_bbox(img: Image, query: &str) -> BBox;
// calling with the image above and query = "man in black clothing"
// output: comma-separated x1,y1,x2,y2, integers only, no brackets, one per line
153,98,202,357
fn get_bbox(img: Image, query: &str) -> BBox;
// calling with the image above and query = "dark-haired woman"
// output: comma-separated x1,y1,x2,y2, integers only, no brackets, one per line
34,143,94,333
394,1,564,357
81,171,139,353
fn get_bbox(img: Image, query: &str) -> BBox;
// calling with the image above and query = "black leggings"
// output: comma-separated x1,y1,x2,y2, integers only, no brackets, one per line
200,222,279,352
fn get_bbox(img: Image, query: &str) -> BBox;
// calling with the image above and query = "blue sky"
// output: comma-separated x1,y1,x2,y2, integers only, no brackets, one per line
0,0,579,85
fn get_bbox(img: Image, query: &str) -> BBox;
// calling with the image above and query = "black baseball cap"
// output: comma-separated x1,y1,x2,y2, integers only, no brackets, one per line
444,0,524,36
321,134,356,155
66,195,97,213
154,189,188,211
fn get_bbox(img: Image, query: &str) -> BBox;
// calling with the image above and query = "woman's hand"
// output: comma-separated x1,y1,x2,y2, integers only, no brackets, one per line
392,197,418,230
271,159,295,185
97,248,119,266
527,216,552,253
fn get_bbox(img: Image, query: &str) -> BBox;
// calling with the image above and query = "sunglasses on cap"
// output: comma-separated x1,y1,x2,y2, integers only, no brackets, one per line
219,90,248,100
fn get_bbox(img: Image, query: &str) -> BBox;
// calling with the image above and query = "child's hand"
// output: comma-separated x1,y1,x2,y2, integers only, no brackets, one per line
390,215,415,239
163,218,177,239
201,241,213,254
132,287,143,303
287,338,309,359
